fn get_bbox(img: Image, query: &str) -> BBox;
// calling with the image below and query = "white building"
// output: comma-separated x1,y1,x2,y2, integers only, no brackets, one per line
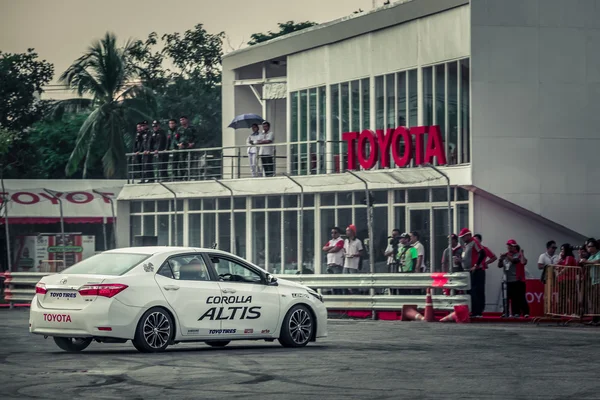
117,0,599,311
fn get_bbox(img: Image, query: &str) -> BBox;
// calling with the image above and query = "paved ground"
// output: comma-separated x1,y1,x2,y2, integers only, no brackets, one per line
1,310,599,399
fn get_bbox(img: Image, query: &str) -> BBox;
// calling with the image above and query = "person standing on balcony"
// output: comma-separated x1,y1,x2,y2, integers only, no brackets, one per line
141,121,154,183
177,116,198,180
257,121,275,176
132,122,143,182
247,124,261,177
166,119,181,180
151,120,168,181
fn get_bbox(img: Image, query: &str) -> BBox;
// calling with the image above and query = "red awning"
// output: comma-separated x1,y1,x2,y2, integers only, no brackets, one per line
0,217,115,225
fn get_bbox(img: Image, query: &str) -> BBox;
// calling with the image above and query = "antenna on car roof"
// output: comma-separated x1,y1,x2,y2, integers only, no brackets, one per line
211,242,218,249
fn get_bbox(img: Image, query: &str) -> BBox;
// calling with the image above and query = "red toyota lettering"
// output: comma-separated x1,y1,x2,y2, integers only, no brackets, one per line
391,127,412,167
12,192,40,205
357,130,379,170
342,131,359,170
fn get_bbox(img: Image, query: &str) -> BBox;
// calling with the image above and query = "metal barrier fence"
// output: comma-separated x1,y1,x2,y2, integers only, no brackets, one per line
542,264,600,322
3,271,471,312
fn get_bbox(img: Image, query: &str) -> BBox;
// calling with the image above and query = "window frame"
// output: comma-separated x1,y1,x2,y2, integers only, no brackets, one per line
206,253,268,285
156,252,220,282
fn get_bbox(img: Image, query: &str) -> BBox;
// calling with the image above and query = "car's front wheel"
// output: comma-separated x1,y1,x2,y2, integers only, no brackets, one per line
279,305,313,348
53,337,92,352
132,307,173,353
206,340,230,348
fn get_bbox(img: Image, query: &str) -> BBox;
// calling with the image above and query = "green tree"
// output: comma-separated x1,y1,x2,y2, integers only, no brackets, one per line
55,32,155,178
129,24,224,147
248,21,317,45
0,49,54,131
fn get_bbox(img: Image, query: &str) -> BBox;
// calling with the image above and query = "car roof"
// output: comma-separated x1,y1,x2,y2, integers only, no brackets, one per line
103,247,232,256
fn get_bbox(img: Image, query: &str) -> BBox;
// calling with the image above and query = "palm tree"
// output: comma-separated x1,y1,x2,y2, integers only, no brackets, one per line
56,32,154,178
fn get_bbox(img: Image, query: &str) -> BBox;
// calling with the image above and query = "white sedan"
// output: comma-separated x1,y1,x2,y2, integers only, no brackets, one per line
29,247,328,352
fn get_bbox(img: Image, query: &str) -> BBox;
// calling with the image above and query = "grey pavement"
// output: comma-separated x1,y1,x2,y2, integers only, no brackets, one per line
1,309,599,399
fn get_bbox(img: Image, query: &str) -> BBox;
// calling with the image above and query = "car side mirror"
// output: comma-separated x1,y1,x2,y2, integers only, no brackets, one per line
266,274,278,286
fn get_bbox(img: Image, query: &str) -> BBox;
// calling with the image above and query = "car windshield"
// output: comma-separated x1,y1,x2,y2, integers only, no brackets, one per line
60,253,150,276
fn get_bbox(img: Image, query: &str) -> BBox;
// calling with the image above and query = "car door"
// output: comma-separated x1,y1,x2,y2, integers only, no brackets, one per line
207,253,281,337
154,253,223,337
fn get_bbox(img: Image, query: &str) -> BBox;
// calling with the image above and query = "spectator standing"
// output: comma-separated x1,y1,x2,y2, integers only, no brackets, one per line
323,227,344,295
132,122,143,182
471,233,497,317
555,244,578,314
166,119,181,180
409,231,427,272
151,120,168,180
343,225,363,274
141,121,154,183
498,239,529,318
538,240,559,283
257,121,275,176
579,238,600,325
177,116,198,180
441,234,463,273
458,228,487,317
384,229,401,273
397,233,418,273
247,124,261,177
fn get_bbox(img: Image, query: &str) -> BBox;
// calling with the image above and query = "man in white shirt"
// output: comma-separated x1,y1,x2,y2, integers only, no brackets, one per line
538,240,559,270
323,226,344,295
256,121,275,176
343,224,363,274
410,231,427,272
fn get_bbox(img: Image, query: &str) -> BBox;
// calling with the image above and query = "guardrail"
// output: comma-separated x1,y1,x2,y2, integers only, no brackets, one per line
3,271,471,312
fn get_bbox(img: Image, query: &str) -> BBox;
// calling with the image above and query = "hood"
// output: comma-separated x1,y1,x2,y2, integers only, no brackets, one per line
276,277,313,291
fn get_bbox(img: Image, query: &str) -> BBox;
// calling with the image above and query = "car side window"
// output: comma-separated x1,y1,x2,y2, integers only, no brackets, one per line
210,256,263,284
158,255,211,282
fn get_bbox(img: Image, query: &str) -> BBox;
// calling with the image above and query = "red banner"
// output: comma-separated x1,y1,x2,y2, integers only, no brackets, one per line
526,279,545,317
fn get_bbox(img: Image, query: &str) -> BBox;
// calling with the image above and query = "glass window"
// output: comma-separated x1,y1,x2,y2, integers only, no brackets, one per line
457,203,469,232
386,74,395,129
309,88,317,141
433,208,454,273
338,208,352,230
203,198,215,211
175,214,183,247
130,201,142,214
331,84,340,142
361,78,370,129
397,71,407,127
460,59,470,163
408,69,418,127
234,212,246,258
64,253,149,276
203,214,216,248
341,82,349,133
291,91,298,142
351,80,360,132
321,193,335,206
373,206,389,271
268,211,282,273
130,215,141,239
300,90,308,142
157,200,170,212
167,255,211,282
318,86,326,141
283,210,298,274
354,207,368,240
252,196,265,209
320,208,336,270
143,201,155,213
267,195,281,208
448,61,459,165
338,192,352,206
210,255,263,284
408,189,429,203
423,66,433,126
373,190,387,205
218,213,231,252
158,215,169,245
457,187,469,201
284,194,298,208
175,200,183,212
375,76,384,129
409,209,431,272
303,194,314,207
234,197,246,210
435,64,446,146
394,190,405,203
189,214,201,246
394,206,406,233
431,188,448,202
302,210,315,273
218,198,231,210
252,212,266,269
143,215,155,236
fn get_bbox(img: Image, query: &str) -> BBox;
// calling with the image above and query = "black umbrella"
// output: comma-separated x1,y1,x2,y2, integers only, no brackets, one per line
228,114,264,129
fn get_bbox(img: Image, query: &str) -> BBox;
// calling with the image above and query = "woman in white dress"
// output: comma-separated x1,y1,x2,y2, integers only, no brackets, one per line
247,124,261,177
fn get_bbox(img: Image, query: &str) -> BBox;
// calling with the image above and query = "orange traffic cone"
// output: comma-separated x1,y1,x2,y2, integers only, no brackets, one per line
440,305,471,323
401,304,424,321
424,288,435,322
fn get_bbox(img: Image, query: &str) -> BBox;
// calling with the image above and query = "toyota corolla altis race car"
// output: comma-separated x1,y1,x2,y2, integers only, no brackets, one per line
29,247,327,352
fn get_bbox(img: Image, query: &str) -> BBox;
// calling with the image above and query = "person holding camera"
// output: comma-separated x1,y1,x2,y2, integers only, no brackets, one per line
498,239,529,318
384,229,401,273
441,234,463,273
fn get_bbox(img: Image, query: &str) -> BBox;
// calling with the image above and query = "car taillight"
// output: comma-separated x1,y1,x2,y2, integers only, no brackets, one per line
78,284,128,298
35,283,47,295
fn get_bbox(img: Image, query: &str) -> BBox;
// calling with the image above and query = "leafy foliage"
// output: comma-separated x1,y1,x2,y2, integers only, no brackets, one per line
56,32,155,178
129,24,224,148
248,21,317,45
0,49,54,131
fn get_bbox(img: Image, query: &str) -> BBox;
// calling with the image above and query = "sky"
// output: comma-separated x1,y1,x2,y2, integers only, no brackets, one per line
0,0,375,87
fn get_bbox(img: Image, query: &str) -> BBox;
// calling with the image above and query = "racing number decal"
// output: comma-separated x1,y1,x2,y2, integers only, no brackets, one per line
198,295,262,321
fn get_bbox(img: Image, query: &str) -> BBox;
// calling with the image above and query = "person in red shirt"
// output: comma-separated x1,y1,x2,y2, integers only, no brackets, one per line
470,234,497,317
554,243,578,314
458,228,487,317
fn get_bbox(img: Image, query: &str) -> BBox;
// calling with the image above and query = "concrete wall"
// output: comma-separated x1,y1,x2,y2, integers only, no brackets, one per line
288,5,470,90
471,0,600,237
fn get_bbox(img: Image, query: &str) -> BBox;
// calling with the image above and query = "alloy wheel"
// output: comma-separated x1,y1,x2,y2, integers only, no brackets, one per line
143,311,171,349
288,308,312,345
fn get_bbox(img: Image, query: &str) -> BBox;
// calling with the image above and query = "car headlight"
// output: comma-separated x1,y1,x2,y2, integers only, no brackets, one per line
307,290,323,302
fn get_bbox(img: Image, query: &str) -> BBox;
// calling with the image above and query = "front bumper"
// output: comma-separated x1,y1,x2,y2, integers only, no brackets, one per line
314,301,328,338
29,296,143,339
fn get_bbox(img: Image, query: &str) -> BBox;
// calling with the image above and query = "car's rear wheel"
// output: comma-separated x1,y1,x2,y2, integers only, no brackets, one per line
205,340,230,348
132,307,173,353
53,337,92,352
279,305,313,348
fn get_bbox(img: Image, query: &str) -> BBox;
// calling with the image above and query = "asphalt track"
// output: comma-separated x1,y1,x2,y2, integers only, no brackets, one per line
1,310,599,399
